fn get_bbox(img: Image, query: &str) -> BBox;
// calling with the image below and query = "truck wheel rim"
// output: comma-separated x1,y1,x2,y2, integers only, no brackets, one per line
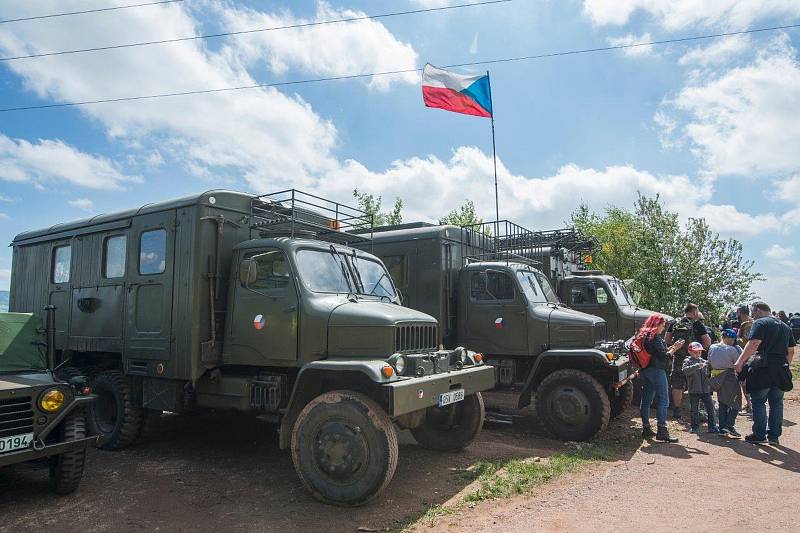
547,387,591,427
313,420,368,482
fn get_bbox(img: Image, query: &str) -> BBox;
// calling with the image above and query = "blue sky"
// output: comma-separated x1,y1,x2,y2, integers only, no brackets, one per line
1,0,799,312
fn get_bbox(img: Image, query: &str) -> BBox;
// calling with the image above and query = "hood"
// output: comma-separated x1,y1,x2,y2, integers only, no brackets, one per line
543,305,605,348
328,300,436,327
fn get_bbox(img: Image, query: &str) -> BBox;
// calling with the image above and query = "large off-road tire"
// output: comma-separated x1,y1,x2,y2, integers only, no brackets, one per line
49,409,87,495
610,380,634,418
410,392,485,451
534,369,611,441
291,391,398,506
88,370,142,450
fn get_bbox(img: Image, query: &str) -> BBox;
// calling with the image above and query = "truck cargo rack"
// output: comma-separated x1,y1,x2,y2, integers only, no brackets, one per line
460,221,598,267
250,189,373,246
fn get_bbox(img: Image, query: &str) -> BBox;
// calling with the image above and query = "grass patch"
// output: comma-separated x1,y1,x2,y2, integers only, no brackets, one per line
791,362,800,382
394,433,641,531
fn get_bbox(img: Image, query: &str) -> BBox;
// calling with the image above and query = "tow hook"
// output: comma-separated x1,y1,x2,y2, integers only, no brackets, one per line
33,439,46,451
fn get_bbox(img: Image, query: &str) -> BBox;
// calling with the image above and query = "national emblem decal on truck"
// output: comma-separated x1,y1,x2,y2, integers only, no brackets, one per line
253,314,266,330
494,317,505,329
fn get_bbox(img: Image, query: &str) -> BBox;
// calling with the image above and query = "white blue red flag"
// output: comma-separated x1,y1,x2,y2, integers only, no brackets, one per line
422,63,493,118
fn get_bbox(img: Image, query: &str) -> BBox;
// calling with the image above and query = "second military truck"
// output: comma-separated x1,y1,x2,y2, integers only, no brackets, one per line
8,190,495,506
357,220,631,441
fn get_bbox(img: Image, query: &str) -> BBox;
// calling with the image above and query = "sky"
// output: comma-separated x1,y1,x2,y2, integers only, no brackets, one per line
0,0,798,312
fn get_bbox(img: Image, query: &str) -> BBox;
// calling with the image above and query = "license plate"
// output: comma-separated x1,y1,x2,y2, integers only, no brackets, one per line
619,369,628,381
0,433,33,454
438,389,465,407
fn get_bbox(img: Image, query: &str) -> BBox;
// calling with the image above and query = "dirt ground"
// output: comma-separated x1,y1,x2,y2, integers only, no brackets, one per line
419,393,800,533
2,392,798,532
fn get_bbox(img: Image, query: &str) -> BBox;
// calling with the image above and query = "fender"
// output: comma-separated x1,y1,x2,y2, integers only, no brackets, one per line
517,348,615,409
278,358,394,449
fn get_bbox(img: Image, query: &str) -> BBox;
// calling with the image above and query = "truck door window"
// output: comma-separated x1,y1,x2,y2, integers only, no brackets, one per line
52,244,71,283
571,282,608,306
139,229,166,275
596,287,609,304
103,235,127,278
245,250,290,292
471,271,514,301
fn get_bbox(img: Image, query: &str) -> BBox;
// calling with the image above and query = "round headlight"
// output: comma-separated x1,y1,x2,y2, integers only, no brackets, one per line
394,355,406,375
39,388,65,413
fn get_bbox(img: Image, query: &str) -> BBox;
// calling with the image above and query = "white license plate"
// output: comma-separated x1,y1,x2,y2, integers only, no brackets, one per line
438,389,465,407
0,433,33,454
619,369,628,381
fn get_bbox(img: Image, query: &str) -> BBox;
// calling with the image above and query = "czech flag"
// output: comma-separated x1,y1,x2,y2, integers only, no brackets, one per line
494,317,505,329
422,63,492,118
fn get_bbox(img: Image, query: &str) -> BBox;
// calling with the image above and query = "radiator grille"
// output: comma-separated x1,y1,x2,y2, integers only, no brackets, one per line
0,396,34,440
394,323,438,353
594,322,608,343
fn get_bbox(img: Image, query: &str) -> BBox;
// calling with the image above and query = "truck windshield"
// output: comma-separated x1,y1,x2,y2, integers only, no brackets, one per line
352,257,397,298
535,271,560,304
516,271,555,304
295,249,353,294
607,278,634,306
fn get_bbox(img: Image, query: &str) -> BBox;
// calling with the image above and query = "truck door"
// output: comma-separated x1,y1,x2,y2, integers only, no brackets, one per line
228,249,298,363
124,211,175,362
566,279,617,335
463,269,527,355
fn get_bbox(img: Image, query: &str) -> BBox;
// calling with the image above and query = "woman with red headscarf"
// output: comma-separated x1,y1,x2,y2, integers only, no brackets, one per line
638,314,686,442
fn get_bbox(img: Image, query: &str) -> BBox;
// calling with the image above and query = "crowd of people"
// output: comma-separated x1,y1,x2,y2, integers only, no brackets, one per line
636,302,796,444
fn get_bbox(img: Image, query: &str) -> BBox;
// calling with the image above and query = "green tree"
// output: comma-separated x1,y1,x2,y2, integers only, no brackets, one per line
353,189,403,227
439,200,483,227
572,193,761,324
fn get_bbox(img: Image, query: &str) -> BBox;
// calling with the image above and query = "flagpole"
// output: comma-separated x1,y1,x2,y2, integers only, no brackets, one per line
487,70,499,231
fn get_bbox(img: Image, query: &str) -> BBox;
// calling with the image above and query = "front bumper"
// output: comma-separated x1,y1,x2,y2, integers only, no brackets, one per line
609,354,632,383
383,365,496,417
0,435,98,468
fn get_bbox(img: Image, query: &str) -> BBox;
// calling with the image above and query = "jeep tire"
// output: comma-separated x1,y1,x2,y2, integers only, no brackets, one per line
610,380,634,418
291,391,398,506
49,409,87,495
88,370,142,450
534,369,611,441
410,392,485,451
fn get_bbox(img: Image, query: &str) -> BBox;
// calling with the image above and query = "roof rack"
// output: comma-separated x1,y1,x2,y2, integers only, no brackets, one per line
250,189,373,246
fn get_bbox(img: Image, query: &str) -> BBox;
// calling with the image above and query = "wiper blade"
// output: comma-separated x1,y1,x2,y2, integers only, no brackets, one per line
329,244,354,293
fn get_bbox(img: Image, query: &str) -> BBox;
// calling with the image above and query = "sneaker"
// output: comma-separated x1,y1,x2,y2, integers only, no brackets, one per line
656,427,679,443
708,427,721,434
689,427,698,434
719,427,730,436
768,437,780,446
745,434,767,444
642,427,656,439
727,428,742,438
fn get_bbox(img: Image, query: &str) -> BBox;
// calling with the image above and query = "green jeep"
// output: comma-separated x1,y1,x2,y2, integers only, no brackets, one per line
0,307,96,494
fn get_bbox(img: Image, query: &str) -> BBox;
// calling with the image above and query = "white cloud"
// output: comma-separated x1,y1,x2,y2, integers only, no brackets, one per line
469,33,479,55
607,33,655,57
0,134,140,190
764,244,794,259
582,0,800,30
0,195,16,202
666,36,800,177
751,275,799,312
694,204,782,236
678,35,751,67
216,1,419,91
410,0,479,7
776,175,800,202
0,213,9,220
68,198,94,211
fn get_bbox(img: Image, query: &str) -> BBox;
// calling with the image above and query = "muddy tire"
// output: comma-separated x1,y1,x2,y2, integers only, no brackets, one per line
610,380,634,418
49,409,87,495
291,391,398,506
410,392,485,451
88,370,142,450
534,369,611,441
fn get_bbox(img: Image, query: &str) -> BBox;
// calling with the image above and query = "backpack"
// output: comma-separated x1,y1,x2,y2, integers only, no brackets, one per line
629,335,652,369
670,317,694,356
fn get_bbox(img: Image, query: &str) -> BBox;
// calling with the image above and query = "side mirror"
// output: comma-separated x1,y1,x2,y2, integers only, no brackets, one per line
239,258,257,286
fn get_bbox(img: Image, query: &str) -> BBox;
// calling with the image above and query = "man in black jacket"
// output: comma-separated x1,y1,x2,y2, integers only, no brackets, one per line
735,302,796,445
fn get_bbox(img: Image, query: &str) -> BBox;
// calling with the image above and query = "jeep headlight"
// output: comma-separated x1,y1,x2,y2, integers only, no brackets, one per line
39,388,65,413
393,355,406,375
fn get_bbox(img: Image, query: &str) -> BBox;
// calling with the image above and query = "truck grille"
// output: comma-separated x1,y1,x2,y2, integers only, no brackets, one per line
0,396,34,439
395,323,438,353
594,322,609,343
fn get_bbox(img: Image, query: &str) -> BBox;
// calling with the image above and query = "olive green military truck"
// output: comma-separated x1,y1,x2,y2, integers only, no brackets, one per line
526,228,665,341
0,306,96,494
9,190,494,506
355,220,631,441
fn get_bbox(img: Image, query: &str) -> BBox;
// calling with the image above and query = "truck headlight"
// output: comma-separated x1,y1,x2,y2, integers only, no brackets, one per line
393,355,406,375
39,388,65,412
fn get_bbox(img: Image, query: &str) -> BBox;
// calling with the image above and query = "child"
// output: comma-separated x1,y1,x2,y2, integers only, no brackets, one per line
682,341,719,433
708,329,743,438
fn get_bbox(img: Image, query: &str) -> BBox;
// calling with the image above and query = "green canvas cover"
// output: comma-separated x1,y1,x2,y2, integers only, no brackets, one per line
0,313,47,372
